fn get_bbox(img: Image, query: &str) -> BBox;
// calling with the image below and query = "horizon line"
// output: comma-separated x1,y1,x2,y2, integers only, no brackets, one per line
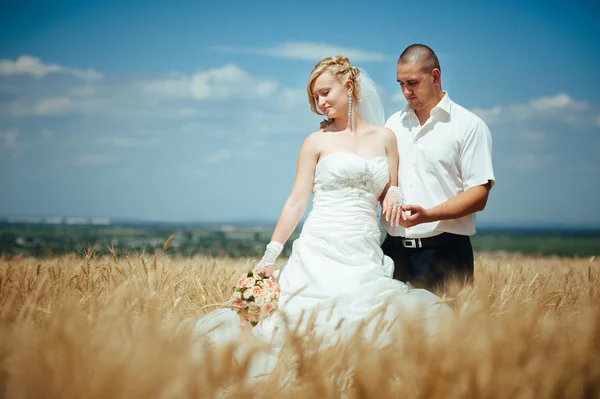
1,216,600,230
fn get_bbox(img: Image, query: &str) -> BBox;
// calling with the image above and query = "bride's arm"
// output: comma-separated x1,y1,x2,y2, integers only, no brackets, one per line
253,133,320,276
271,133,319,244
380,128,404,225
380,127,399,202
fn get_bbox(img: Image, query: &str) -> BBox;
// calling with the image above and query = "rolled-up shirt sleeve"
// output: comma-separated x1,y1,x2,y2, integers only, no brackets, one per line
460,119,495,190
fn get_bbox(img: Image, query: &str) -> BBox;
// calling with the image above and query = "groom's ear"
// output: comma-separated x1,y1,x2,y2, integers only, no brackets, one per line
432,68,441,85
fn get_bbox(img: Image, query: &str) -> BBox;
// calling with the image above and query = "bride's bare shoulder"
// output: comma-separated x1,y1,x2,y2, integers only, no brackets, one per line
371,125,395,137
366,125,396,141
304,129,328,145
299,130,325,154
371,126,397,148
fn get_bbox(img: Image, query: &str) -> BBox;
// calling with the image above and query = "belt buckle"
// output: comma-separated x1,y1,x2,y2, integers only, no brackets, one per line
402,238,422,248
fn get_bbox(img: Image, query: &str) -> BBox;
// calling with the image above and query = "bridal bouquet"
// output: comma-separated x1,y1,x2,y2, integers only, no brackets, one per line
229,270,280,326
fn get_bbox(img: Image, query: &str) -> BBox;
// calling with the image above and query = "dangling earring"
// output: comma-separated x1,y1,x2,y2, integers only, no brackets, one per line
347,93,353,130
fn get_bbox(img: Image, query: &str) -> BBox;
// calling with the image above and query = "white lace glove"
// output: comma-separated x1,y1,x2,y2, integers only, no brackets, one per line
252,241,284,277
387,186,405,208
382,186,406,226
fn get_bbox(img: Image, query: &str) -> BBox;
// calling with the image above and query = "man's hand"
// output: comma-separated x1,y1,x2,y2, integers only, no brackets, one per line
397,204,434,228
397,183,492,228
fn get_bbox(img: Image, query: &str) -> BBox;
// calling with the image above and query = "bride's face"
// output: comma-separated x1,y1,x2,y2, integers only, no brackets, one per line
311,71,350,119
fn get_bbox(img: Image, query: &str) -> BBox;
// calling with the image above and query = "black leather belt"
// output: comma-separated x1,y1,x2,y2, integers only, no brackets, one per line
386,233,468,249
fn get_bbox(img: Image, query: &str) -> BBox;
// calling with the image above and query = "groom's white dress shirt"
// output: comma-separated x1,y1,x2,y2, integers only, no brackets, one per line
381,91,495,239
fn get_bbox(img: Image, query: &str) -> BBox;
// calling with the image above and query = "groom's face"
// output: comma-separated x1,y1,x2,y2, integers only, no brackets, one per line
396,62,436,111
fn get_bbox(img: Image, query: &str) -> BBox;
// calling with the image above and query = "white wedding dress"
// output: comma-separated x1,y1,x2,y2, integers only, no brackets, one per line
190,151,453,381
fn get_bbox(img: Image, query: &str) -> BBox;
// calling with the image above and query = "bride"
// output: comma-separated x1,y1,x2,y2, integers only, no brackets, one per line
190,55,453,380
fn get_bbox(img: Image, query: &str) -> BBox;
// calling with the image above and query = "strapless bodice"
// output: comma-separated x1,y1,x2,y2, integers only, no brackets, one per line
302,152,389,238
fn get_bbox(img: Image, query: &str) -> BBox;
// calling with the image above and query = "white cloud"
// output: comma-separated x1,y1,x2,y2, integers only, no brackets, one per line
0,55,102,81
178,107,199,117
471,105,503,124
211,41,389,62
9,97,74,116
68,85,97,97
98,137,138,148
139,75,190,99
0,54,381,163
248,109,318,135
276,88,306,111
528,93,586,111
519,130,548,146
180,123,231,138
1,61,312,130
203,149,232,164
138,64,278,101
251,140,267,148
36,97,74,115
179,165,207,178
256,81,278,97
73,154,114,166
241,150,259,158
41,130,54,140
96,136,161,148
0,130,20,149
1,49,598,225
471,93,594,126
240,140,270,159
569,163,598,174
507,154,556,171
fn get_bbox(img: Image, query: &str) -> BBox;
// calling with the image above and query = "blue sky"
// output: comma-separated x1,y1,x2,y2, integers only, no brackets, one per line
1,0,599,227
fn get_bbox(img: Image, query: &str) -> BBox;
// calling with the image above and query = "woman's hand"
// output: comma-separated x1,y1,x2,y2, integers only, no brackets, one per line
382,186,406,227
253,264,275,278
252,241,283,278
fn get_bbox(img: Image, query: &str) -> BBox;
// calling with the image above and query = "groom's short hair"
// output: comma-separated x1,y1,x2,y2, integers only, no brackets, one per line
398,44,441,74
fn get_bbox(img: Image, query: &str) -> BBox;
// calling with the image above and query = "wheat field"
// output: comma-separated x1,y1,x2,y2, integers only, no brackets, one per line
0,246,599,398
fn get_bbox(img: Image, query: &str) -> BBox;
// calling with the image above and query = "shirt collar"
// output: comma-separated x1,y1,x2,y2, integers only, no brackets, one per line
434,91,452,115
400,90,452,121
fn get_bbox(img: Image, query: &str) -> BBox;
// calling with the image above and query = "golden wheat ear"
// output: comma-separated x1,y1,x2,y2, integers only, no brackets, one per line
1,255,599,398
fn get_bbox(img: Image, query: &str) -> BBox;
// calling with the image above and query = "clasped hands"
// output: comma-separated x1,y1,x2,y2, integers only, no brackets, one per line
382,186,433,228
253,188,434,278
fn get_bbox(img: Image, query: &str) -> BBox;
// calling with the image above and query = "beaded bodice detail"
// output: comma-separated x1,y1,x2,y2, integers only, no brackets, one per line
312,152,389,198
315,163,380,195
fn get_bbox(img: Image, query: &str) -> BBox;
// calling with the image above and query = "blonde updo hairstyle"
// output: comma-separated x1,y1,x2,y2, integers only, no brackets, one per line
307,56,361,129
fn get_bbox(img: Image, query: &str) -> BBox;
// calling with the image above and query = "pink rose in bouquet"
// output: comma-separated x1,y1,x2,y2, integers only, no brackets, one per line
252,286,263,297
229,269,280,326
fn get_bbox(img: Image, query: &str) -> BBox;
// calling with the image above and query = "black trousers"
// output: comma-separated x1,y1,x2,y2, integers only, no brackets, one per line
381,233,474,293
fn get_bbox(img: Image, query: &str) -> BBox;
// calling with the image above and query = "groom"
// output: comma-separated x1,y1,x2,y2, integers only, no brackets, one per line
381,44,495,293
